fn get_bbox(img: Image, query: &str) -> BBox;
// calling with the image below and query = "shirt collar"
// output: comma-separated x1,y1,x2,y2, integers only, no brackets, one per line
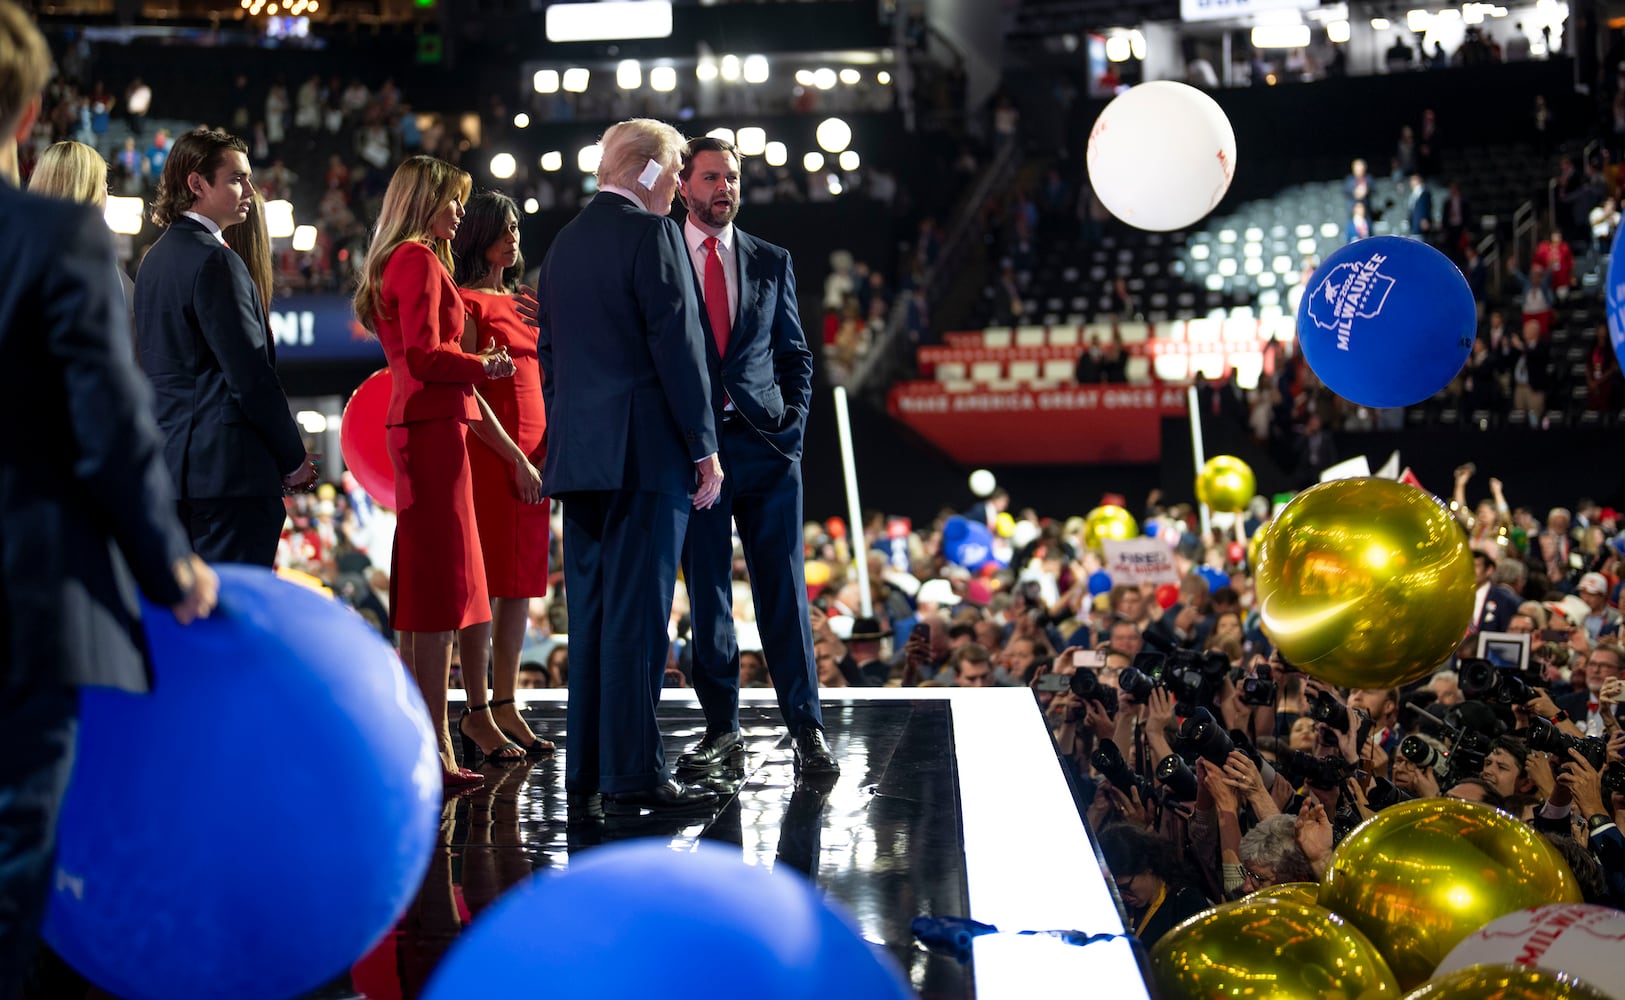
182,211,226,244
684,216,734,255
598,184,647,212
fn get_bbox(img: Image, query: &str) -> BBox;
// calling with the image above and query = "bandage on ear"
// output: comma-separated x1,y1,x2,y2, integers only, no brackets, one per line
636,158,663,189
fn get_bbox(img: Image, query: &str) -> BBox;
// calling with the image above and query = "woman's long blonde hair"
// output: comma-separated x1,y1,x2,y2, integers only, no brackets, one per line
222,191,274,319
28,140,108,209
353,155,471,333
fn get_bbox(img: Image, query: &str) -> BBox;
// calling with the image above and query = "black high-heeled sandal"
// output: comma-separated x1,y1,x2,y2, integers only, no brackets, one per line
490,698,556,756
458,703,526,766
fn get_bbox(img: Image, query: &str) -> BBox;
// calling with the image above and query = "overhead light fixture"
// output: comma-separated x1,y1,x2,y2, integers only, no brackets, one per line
1327,19,1351,42
720,54,741,82
533,69,559,94
706,127,736,145
540,151,563,172
826,173,843,196
803,152,825,173
696,59,718,82
877,70,892,85
264,199,295,239
838,68,860,85
104,195,144,235
764,141,787,167
794,69,815,86
1104,35,1131,62
743,55,769,84
562,68,590,93
523,197,540,214
1406,9,1431,32
489,153,516,180
1250,23,1311,47
616,59,641,90
813,67,837,90
838,150,860,172
650,66,677,92
512,112,530,128
736,127,767,156
296,410,327,434
291,225,317,252
815,117,852,153
578,144,602,173
1129,29,1146,60
1370,16,1391,29
545,0,673,43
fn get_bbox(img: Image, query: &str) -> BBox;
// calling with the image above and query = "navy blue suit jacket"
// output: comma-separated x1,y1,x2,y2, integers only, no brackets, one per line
537,193,716,498
1476,584,1522,634
135,216,305,499
0,183,190,692
686,226,813,462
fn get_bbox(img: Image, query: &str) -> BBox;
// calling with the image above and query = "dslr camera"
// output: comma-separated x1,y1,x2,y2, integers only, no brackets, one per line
1458,657,1539,706
1524,717,1608,769
1277,750,1358,791
1069,667,1120,718
1091,739,1156,801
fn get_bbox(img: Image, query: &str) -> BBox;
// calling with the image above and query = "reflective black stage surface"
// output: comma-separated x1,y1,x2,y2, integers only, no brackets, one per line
342,699,973,1000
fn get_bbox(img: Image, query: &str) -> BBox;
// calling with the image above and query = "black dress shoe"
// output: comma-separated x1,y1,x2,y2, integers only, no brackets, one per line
676,729,744,770
566,790,603,826
792,724,840,779
603,778,719,815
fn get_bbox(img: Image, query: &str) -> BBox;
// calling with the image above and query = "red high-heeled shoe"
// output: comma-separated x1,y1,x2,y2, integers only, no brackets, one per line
443,766,485,788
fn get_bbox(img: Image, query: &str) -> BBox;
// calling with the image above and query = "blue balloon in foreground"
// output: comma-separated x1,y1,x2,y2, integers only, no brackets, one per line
45,565,440,1000
1088,569,1114,595
423,840,912,1000
1296,235,1475,408
1606,222,1625,362
1197,565,1230,593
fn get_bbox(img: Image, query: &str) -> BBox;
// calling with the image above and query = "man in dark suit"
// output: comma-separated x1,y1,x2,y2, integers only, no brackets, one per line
673,137,837,779
135,128,315,567
0,5,217,987
1471,552,1521,634
535,119,724,816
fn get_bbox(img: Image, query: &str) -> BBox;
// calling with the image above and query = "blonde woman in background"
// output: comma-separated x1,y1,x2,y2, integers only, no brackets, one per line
223,191,274,320
27,139,133,319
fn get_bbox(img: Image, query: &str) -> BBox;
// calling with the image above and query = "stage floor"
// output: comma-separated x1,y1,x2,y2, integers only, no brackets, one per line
338,689,1150,1000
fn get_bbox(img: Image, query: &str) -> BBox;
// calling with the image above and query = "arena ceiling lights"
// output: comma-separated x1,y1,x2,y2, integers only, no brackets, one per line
545,1,673,43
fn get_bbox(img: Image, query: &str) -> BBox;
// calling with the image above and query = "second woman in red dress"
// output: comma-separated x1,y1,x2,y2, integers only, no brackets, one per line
452,191,553,755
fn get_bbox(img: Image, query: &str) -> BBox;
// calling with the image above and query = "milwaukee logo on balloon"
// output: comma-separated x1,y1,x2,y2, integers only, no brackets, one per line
1306,254,1396,352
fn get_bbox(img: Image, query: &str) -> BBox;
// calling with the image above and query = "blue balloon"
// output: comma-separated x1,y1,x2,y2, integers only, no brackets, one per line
1088,569,1114,595
942,515,999,569
1197,565,1230,593
1607,222,1625,361
1296,235,1475,408
422,840,912,1000
45,566,440,1000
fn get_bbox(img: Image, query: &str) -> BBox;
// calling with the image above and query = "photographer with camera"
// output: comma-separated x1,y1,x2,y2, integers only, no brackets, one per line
1392,733,1445,798
1556,744,1625,905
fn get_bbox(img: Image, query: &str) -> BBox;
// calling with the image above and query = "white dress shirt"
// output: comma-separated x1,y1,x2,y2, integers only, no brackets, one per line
683,217,737,329
182,211,227,245
598,184,647,212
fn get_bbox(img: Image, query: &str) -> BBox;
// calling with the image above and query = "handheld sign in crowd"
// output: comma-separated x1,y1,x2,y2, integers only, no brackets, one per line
1102,538,1180,587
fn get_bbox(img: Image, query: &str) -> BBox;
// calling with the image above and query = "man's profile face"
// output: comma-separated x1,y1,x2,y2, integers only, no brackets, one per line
680,149,740,229
956,657,993,687
190,149,254,228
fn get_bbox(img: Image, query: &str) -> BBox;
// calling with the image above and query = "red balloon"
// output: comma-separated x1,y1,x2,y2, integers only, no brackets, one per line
825,517,847,540
1155,583,1180,609
340,369,395,509
1226,541,1246,564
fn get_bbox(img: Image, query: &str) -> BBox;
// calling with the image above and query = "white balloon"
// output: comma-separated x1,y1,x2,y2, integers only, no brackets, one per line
968,469,997,498
1085,81,1237,232
1433,903,1625,999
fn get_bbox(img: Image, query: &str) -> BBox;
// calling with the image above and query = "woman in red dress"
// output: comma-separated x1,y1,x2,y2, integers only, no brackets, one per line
353,156,520,786
451,190,553,755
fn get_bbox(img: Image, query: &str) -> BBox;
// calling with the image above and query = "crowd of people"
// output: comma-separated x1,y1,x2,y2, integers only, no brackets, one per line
739,478,1625,939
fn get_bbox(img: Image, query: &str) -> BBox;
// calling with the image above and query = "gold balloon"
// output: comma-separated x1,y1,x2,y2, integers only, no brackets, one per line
1254,477,1474,688
1196,455,1257,513
1319,798,1583,991
1247,525,1265,569
1241,881,1321,907
1083,505,1138,550
1401,964,1614,1000
1152,898,1400,999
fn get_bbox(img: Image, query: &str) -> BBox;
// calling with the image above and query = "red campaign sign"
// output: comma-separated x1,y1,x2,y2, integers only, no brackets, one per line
887,384,1189,465
917,344,1084,373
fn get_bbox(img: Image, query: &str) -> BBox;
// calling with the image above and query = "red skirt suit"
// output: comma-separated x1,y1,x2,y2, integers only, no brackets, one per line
373,241,490,632
460,290,550,598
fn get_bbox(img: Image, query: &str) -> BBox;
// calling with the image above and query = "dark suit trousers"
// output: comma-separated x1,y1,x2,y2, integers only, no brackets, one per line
178,496,286,567
561,489,689,795
0,678,77,999
682,419,822,735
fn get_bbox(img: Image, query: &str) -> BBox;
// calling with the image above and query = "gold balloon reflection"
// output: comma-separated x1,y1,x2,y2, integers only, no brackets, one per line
1254,478,1474,688
1319,799,1583,991
1083,505,1138,551
1400,964,1614,1000
1241,881,1321,907
1197,455,1257,513
1151,898,1400,999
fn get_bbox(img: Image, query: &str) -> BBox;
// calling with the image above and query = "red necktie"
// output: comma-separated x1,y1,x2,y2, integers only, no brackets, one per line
702,236,731,358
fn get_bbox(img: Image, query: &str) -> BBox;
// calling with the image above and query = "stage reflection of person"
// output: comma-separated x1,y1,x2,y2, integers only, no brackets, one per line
452,190,553,757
